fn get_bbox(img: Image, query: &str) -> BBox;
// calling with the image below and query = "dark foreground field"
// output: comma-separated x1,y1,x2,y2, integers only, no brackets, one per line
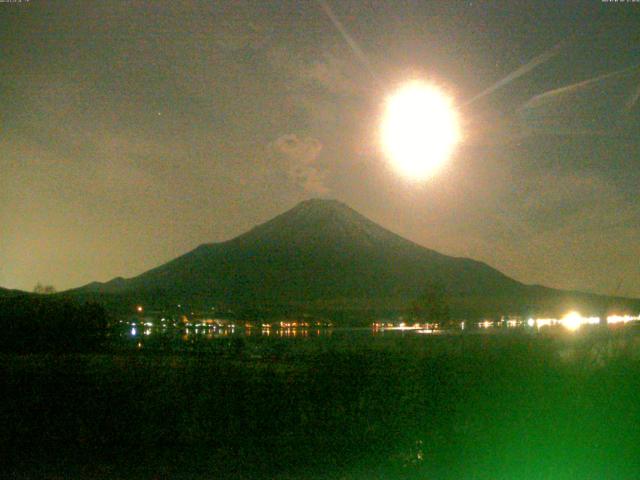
3,330,640,479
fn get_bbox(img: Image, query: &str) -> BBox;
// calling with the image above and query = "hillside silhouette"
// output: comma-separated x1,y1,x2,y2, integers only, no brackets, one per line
71,199,639,318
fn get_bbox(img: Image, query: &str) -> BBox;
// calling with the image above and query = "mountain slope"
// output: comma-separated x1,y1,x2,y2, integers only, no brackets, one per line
73,199,639,316
0,287,29,298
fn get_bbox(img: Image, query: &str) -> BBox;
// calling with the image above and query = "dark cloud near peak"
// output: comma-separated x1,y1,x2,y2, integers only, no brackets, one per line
268,134,328,196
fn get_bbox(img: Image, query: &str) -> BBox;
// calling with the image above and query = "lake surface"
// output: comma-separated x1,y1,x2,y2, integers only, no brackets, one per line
110,316,640,357
7,327,640,479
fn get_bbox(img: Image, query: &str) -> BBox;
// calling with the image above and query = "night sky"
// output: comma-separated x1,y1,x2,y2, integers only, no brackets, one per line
1,0,639,297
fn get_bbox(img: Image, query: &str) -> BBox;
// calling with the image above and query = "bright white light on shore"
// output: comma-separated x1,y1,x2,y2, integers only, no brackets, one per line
561,311,583,331
559,311,599,331
381,81,460,180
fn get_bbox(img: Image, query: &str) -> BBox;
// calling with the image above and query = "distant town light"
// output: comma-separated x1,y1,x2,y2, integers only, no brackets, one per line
559,311,599,331
136,305,143,313
607,314,640,324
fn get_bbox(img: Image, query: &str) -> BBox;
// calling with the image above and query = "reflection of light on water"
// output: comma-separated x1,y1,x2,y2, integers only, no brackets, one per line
130,327,137,336
372,321,438,333
384,324,423,331
271,327,320,337
415,328,438,334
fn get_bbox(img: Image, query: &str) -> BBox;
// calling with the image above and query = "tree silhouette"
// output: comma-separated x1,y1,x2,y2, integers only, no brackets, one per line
411,282,450,325
33,283,57,294
0,295,108,353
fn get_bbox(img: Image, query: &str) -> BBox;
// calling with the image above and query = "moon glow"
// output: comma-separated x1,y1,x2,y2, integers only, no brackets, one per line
381,81,461,180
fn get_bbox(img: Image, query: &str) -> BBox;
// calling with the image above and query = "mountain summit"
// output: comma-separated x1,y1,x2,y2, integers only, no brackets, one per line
74,199,637,317
227,198,447,254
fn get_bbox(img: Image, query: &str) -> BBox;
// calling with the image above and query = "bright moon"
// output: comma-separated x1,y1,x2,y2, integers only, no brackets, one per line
381,81,461,180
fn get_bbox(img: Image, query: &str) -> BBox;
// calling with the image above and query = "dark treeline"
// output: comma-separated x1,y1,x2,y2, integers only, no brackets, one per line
0,295,108,353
